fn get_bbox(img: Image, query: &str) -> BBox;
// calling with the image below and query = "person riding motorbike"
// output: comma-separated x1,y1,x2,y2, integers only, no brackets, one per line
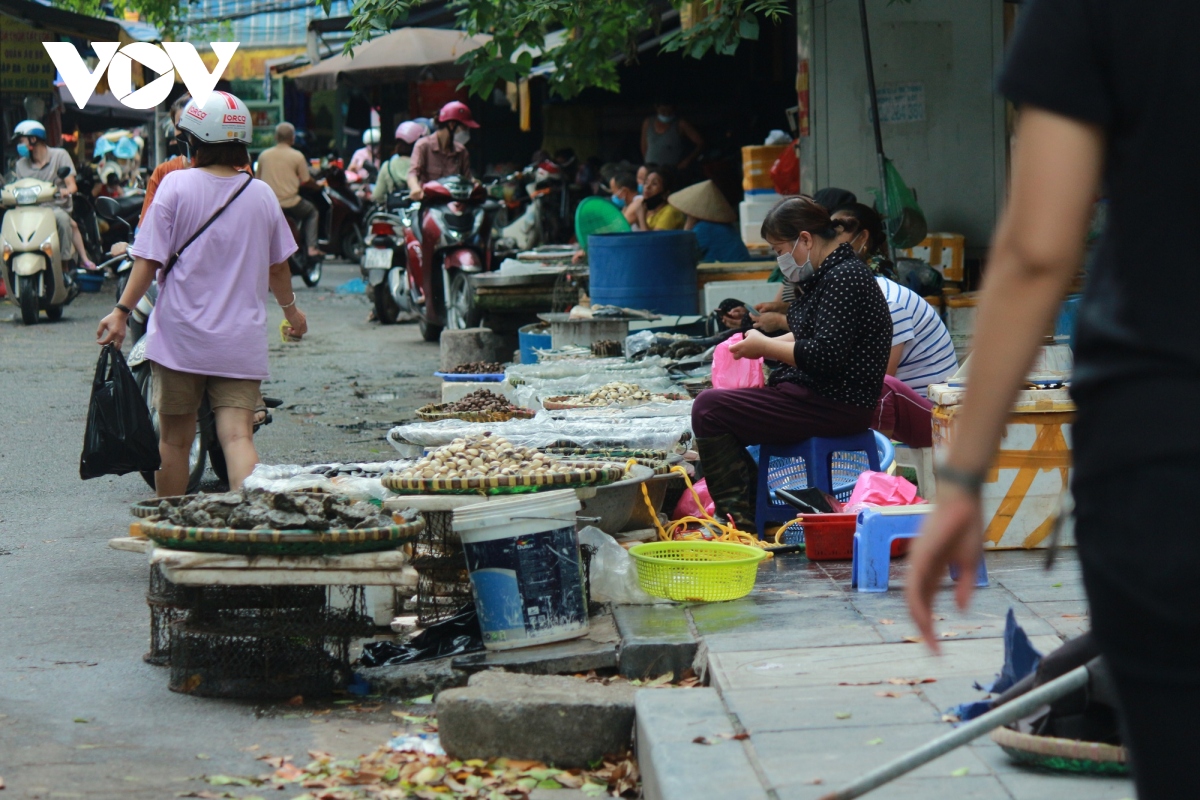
373,121,427,205
96,91,306,496
11,120,95,270
256,122,322,259
406,101,476,201
346,128,381,184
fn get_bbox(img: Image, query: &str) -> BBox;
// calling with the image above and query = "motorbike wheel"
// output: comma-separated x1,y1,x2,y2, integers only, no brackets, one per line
373,282,400,325
45,305,63,322
208,445,228,486
301,257,322,288
418,316,442,343
116,272,129,303
445,270,481,330
18,275,39,325
134,362,209,493
341,227,365,264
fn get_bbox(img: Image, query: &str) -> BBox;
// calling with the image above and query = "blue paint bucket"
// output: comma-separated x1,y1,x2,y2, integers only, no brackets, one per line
518,323,552,364
453,490,587,651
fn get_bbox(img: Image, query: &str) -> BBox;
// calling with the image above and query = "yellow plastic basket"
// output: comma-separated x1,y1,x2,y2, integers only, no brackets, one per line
629,541,768,602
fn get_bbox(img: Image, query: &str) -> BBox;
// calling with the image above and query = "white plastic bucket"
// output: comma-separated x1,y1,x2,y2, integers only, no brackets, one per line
452,490,588,651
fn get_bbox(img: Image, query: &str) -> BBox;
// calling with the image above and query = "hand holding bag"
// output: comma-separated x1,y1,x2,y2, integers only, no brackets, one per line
80,344,161,479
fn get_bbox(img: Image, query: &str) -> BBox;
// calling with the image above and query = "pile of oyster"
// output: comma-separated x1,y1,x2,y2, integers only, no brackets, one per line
390,433,578,481
159,489,404,531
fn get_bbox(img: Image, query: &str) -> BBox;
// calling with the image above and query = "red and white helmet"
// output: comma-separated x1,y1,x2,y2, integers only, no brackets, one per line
395,120,428,144
177,91,253,144
437,100,479,129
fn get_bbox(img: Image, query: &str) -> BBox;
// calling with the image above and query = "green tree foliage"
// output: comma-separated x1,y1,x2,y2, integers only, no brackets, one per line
51,0,192,38
329,0,792,99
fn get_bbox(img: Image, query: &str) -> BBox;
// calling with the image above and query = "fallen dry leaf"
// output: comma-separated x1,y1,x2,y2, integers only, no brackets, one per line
258,756,287,769
901,636,922,644
692,736,714,745
887,677,937,686
835,712,852,720
941,631,961,638
0,775,5,790
809,778,824,785
239,744,260,752
879,618,895,625
875,691,906,698
1062,613,1085,618
838,680,883,686
942,714,961,723
285,695,304,706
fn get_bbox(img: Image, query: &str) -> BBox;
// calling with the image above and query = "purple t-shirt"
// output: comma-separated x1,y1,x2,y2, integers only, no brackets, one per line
130,169,297,380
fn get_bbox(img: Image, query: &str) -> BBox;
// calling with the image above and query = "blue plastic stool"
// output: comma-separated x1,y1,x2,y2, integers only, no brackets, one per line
754,431,882,536
852,506,989,593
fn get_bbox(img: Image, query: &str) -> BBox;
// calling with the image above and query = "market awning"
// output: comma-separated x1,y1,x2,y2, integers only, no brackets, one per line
289,27,490,91
58,82,153,120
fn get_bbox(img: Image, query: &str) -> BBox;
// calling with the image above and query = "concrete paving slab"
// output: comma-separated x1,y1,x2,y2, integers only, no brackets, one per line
708,636,1066,693
451,611,619,675
850,586,1057,643
636,688,768,800
750,723,995,787
776,775,1014,800
722,684,943,733
612,604,698,679
1025,600,1090,639
689,596,862,636
991,567,1088,603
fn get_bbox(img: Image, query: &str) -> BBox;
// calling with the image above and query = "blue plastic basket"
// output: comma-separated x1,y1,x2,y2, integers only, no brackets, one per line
749,432,895,503
76,271,104,293
433,372,505,382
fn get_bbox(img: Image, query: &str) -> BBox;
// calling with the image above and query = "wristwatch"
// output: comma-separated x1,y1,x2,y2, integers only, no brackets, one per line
934,465,986,494
114,303,132,316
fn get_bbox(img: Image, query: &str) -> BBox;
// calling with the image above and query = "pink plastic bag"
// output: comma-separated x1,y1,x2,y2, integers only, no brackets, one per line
845,471,924,513
672,478,715,519
711,333,765,389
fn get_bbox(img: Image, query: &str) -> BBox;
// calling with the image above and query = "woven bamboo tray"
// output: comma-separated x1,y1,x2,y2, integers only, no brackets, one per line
990,727,1128,775
139,517,424,556
381,464,625,494
131,496,190,518
415,403,535,423
541,394,689,411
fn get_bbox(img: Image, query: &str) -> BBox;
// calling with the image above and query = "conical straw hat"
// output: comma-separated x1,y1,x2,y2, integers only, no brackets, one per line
667,180,736,224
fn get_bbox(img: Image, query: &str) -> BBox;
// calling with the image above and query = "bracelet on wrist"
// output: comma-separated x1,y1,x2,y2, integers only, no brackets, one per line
114,303,132,316
935,465,987,494
279,297,297,310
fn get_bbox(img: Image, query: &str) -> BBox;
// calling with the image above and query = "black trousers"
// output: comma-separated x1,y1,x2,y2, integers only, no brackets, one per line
1073,455,1200,799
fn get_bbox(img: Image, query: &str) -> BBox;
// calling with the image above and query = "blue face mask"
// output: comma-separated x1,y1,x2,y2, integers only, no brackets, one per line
637,183,644,194
657,114,675,124
611,194,627,209
17,143,30,159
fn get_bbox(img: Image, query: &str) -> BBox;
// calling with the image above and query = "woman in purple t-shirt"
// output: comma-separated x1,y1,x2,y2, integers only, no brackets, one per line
96,92,305,496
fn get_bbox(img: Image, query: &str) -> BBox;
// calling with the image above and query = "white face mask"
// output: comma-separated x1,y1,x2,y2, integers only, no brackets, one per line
453,128,471,146
777,239,814,283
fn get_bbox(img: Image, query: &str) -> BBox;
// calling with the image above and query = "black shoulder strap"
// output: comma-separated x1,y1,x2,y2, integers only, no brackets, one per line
162,172,253,278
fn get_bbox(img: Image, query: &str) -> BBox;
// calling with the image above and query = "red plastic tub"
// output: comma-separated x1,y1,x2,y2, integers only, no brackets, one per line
796,513,909,561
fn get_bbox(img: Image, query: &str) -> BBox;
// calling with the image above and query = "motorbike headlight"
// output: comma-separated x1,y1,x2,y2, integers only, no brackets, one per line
1,240,11,260
14,187,40,206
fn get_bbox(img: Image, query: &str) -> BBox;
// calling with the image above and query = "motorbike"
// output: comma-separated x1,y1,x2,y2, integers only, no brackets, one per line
0,167,79,325
360,187,420,325
320,163,371,264
93,197,280,493
495,159,586,251
287,188,326,288
411,174,502,342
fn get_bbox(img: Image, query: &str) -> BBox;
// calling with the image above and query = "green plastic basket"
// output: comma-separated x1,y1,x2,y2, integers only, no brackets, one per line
629,541,768,602
575,196,631,253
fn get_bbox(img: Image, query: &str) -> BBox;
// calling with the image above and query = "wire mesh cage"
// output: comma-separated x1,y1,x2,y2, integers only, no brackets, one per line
552,270,585,313
167,585,375,699
412,553,471,627
145,564,199,666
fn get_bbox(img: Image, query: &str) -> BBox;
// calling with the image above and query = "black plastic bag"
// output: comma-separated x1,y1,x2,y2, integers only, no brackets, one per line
359,607,484,667
80,344,161,479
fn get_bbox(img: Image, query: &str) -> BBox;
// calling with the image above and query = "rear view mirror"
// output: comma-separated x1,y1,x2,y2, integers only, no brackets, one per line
57,166,72,179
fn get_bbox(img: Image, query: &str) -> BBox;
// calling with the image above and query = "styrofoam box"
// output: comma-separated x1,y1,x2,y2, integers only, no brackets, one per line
702,280,782,315
739,194,782,245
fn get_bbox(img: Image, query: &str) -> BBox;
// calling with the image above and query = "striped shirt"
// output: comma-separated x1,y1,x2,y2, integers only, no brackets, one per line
877,277,958,396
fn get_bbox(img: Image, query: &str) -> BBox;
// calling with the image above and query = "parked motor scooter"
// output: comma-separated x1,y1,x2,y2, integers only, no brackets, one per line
321,163,371,263
93,197,281,493
286,191,326,288
411,175,502,342
0,167,80,325
360,188,420,324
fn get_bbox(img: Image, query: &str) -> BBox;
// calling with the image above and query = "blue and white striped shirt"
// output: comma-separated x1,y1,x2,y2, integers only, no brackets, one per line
877,277,958,396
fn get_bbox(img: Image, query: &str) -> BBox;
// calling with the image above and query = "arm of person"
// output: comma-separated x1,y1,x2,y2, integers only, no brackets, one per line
62,173,78,197
407,144,426,199
905,107,1104,651
677,120,705,169
728,329,796,364
753,311,789,333
269,260,308,339
887,343,906,376
295,153,318,190
96,256,158,346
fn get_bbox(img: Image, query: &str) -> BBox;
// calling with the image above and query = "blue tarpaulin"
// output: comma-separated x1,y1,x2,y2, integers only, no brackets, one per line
946,609,1043,722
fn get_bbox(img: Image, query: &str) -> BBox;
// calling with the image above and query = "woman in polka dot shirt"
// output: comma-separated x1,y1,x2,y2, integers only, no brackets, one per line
691,196,893,532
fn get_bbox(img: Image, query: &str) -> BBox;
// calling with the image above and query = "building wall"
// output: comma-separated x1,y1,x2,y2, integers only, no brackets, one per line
807,0,1006,254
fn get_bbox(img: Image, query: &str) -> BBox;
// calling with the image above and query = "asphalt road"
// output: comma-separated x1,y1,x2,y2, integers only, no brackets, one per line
0,262,445,799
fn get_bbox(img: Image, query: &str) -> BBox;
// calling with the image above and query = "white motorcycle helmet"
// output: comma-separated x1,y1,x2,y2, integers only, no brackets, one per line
362,128,381,146
177,91,253,144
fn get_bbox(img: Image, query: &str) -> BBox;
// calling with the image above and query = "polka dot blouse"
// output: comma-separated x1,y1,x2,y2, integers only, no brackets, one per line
768,242,893,409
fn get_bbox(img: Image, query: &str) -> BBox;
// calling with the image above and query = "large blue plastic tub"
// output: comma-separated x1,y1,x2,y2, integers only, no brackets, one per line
587,230,698,315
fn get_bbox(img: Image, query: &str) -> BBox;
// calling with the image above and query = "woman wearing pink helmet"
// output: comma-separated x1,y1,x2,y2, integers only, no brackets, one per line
406,101,477,201
373,120,428,204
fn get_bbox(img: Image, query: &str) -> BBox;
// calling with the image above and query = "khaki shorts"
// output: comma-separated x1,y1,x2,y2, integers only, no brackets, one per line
150,361,261,416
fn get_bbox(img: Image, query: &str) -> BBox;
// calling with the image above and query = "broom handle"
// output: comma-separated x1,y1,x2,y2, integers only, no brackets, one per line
818,665,1090,800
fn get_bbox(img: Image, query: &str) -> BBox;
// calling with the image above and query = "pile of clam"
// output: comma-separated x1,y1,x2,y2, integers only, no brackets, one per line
391,434,578,481
579,382,652,405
